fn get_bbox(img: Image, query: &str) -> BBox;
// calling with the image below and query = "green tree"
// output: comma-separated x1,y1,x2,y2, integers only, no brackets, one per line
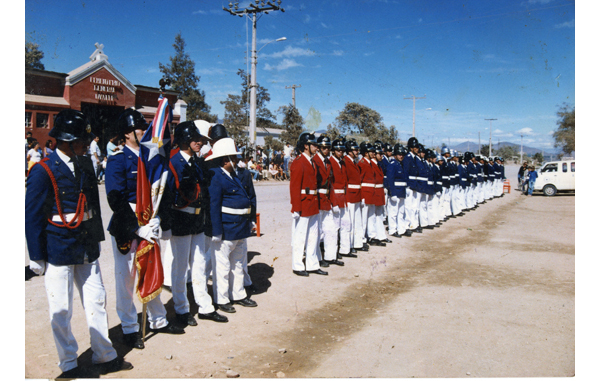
553,103,575,155
495,145,519,160
26,42,44,70
278,104,304,147
305,106,322,132
532,152,544,163
264,134,284,153
221,94,249,149
334,102,396,142
159,33,216,122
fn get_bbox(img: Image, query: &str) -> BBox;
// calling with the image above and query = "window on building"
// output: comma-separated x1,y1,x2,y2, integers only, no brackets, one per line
571,162,575,172
36,113,49,128
25,112,32,128
562,163,567,173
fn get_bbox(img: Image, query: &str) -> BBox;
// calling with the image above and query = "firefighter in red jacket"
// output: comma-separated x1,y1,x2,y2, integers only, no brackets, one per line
359,142,386,247
289,132,328,277
373,143,391,244
343,140,367,254
330,138,353,259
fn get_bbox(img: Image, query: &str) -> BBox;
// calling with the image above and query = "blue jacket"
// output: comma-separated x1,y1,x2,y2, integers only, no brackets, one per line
402,152,419,191
458,164,469,188
487,163,496,181
209,167,255,241
167,151,207,236
418,159,434,195
25,151,105,265
385,159,407,198
379,155,391,183
433,164,443,193
476,162,483,183
235,166,257,224
467,161,478,185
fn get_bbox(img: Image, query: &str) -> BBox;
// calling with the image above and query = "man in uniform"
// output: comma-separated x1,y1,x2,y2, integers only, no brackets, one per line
26,109,132,378
330,138,352,260
403,137,422,233
359,142,385,246
105,109,184,351
344,140,367,254
457,154,469,213
289,132,328,276
465,152,478,210
167,121,228,323
207,137,258,313
385,144,410,238
373,143,390,243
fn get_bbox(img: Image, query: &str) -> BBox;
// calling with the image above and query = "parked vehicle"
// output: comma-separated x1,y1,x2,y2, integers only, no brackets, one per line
532,160,575,196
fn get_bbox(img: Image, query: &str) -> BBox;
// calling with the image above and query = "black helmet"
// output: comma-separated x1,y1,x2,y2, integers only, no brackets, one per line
393,143,407,156
49,109,93,142
345,139,359,152
360,141,374,155
373,142,384,154
117,109,148,135
425,149,436,159
417,143,425,153
208,124,228,142
407,137,419,149
317,135,332,147
174,121,202,145
297,132,317,153
383,142,393,152
464,152,473,161
332,138,345,151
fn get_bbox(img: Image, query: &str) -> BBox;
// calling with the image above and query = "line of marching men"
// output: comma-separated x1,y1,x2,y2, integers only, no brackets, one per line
289,133,506,277
25,109,259,378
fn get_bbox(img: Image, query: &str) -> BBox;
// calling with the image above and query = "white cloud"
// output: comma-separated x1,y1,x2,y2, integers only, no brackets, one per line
321,22,329,29
264,59,302,71
516,127,535,135
332,50,344,56
193,10,207,15
554,19,574,29
263,46,316,59
304,14,311,23
364,52,374,57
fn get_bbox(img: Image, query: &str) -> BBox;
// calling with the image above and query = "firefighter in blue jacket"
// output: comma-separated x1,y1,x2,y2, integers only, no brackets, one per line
385,144,411,238
207,137,258,314
403,137,421,233
25,109,132,378
105,109,184,351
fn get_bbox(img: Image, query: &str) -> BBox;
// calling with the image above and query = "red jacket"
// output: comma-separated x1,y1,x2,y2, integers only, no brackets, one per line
358,157,376,205
289,153,319,217
329,156,347,208
313,153,332,211
373,159,385,206
344,155,362,204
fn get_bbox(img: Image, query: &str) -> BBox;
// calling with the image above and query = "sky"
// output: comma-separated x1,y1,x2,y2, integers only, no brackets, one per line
25,0,575,152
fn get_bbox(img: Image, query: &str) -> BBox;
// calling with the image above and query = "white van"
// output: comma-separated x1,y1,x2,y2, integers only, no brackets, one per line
533,160,575,196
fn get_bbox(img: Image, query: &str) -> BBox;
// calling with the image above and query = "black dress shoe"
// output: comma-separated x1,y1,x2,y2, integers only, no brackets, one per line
198,311,228,322
216,303,236,313
350,248,358,254
355,246,369,252
98,357,133,375
293,270,309,277
370,239,386,246
319,260,330,268
381,238,392,243
456,212,465,216
340,252,358,258
391,232,402,238
337,253,343,260
233,297,258,307
448,215,457,218
58,367,83,379
435,223,442,227
325,259,345,266
309,269,328,275
413,227,423,233
401,230,413,237
151,323,185,334
123,332,145,349
176,312,198,327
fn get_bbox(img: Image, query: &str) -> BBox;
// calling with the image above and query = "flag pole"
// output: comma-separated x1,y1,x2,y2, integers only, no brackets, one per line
142,302,147,342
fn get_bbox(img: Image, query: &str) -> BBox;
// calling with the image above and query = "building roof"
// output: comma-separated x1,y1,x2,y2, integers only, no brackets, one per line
25,94,70,107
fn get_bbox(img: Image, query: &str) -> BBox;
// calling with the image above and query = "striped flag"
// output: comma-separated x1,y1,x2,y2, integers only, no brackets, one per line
135,95,172,303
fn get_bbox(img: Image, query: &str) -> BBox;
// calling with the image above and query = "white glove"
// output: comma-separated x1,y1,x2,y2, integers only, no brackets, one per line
212,234,222,243
251,221,257,230
361,199,366,207
332,205,340,213
136,225,159,242
391,196,399,203
30,259,46,276
292,211,300,220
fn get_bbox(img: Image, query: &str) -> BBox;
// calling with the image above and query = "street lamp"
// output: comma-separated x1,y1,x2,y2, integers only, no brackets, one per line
248,36,286,154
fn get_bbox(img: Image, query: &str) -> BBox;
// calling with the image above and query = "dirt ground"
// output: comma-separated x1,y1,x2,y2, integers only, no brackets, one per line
24,164,575,379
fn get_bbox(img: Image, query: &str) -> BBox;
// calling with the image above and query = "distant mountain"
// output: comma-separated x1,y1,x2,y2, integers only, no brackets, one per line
448,141,560,156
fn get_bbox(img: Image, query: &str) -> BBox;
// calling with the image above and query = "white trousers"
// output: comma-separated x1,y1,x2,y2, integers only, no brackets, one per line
456,186,466,212
112,237,168,334
170,233,215,315
346,202,364,249
45,260,117,372
466,184,476,208
292,214,321,271
404,188,420,230
212,238,247,305
442,187,452,217
433,191,443,223
477,182,484,203
419,193,429,227
374,205,387,240
319,209,338,261
387,196,407,235
362,203,376,239
334,207,352,255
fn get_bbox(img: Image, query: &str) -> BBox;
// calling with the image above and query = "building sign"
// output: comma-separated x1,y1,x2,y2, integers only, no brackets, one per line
90,76,122,105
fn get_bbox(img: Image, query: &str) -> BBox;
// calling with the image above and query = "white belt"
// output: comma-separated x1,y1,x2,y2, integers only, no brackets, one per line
300,189,317,195
374,184,384,188
317,189,329,195
174,205,202,215
427,181,434,185
222,206,251,215
51,210,93,222
417,177,427,181
436,181,442,185
347,184,361,189
408,176,417,180
333,189,345,194
361,183,375,187
394,181,407,186
442,176,449,179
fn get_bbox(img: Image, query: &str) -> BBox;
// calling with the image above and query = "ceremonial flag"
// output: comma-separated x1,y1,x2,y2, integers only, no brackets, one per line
135,95,172,303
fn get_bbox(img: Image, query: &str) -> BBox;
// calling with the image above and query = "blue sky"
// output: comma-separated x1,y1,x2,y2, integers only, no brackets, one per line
25,0,575,151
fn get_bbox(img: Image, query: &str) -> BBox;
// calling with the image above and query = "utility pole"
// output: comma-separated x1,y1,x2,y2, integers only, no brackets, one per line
520,134,523,163
404,95,426,137
484,118,497,157
478,131,481,156
224,0,285,152
285,84,301,108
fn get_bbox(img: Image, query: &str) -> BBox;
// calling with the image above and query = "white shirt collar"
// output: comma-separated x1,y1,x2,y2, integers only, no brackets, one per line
221,167,233,179
125,145,139,157
302,152,312,162
179,150,192,162
56,149,75,175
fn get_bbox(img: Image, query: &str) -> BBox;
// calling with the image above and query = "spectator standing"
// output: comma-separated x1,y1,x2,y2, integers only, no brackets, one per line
27,141,42,172
106,135,120,158
518,161,528,191
44,140,54,158
526,166,537,196
88,135,102,179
